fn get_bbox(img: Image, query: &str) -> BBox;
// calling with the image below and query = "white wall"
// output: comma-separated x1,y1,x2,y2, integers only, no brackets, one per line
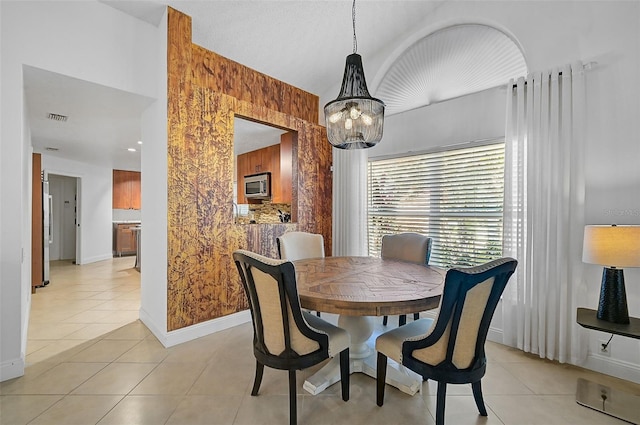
0,1,160,381
370,88,506,158
363,1,640,382
139,10,169,341
138,9,245,347
43,156,113,264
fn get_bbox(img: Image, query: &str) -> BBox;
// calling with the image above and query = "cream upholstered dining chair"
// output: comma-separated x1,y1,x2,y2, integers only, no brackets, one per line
375,257,517,425
381,232,433,326
233,250,349,425
276,231,325,261
277,231,325,316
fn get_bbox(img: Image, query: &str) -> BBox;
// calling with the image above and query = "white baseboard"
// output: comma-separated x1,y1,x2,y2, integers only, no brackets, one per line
138,307,165,342
139,308,251,348
484,328,640,385
0,356,25,382
487,326,504,343
80,253,114,265
582,353,640,384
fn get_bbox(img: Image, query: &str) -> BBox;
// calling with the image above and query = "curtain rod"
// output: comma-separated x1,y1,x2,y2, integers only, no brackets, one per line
509,61,597,88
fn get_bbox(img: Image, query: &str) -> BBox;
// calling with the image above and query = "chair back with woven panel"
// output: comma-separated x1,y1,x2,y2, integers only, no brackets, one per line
376,257,518,425
233,250,349,425
381,232,433,326
277,231,325,262
277,231,325,317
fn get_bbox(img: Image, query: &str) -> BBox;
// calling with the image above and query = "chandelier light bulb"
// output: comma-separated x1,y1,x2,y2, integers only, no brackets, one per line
361,113,373,126
344,118,353,130
349,107,361,120
329,111,343,124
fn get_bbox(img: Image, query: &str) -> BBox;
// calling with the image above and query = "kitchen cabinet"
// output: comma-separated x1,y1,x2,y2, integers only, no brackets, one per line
238,144,278,176
236,153,250,203
237,143,280,203
113,222,138,256
262,144,281,201
236,134,294,205
248,147,266,174
113,170,141,210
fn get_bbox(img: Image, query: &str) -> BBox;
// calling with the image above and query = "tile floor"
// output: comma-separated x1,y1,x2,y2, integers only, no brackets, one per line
1,257,639,424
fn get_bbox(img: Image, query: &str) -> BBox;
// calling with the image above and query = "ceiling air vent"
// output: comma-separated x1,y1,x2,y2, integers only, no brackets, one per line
47,113,68,122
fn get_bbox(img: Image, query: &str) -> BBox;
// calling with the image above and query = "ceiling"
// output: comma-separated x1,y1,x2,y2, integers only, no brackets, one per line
27,1,527,171
234,117,286,156
25,66,154,171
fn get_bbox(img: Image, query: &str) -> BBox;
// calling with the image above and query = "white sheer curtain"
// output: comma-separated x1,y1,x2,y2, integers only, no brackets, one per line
502,62,588,364
332,149,368,256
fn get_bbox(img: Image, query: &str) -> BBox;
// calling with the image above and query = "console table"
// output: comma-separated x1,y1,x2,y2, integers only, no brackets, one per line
577,308,640,338
576,308,640,424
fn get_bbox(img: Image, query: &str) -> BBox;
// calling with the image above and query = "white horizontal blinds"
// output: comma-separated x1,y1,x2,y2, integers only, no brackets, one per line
368,142,505,268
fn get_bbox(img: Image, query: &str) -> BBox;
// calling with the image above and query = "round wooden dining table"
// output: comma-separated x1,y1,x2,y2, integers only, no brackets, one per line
293,256,445,396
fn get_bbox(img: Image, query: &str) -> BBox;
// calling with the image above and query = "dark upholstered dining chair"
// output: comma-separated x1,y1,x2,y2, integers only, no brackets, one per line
375,257,518,425
233,249,350,425
381,232,433,326
277,231,325,317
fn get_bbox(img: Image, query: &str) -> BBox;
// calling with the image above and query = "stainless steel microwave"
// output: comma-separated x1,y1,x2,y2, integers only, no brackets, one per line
244,172,271,199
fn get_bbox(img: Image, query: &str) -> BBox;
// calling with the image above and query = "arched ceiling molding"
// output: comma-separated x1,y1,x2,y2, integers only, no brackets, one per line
373,24,527,116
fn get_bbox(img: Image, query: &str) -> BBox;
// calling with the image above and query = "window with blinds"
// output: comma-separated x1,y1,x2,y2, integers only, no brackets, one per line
367,141,505,268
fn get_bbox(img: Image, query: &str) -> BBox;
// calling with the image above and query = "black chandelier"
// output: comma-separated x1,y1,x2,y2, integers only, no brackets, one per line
324,0,385,149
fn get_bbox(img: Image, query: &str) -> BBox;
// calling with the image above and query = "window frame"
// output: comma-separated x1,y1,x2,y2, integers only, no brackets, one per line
367,138,506,268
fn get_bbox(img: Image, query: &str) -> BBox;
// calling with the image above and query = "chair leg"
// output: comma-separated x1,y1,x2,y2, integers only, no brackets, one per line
436,381,447,425
471,380,488,416
251,360,264,396
376,352,388,406
339,348,350,401
413,312,420,321
399,314,407,327
382,315,388,326
289,370,297,425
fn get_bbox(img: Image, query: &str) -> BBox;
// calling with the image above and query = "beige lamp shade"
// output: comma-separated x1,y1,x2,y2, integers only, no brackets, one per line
582,225,640,268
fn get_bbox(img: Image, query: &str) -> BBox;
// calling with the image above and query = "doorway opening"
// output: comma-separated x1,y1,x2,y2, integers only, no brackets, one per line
47,174,79,265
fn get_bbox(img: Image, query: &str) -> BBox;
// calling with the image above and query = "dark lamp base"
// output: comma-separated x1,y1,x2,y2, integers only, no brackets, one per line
597,268,630,324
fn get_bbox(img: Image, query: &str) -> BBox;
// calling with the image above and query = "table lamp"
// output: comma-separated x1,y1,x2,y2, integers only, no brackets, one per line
582,224,640,324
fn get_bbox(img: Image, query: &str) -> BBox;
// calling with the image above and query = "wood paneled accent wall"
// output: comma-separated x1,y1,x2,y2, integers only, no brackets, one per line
167,8,333,331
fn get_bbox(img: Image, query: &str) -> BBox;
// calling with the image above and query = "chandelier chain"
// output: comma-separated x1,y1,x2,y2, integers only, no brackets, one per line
352,0,357,54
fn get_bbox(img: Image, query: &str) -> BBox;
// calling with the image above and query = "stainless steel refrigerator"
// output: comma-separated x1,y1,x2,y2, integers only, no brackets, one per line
42,175,52,285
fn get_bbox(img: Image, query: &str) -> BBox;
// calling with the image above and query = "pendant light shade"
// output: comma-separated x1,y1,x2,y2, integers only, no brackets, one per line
324,1,385,149
325,54,385,149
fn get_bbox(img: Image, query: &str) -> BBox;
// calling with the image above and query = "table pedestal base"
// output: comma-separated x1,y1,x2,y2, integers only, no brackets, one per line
303,315,422,396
